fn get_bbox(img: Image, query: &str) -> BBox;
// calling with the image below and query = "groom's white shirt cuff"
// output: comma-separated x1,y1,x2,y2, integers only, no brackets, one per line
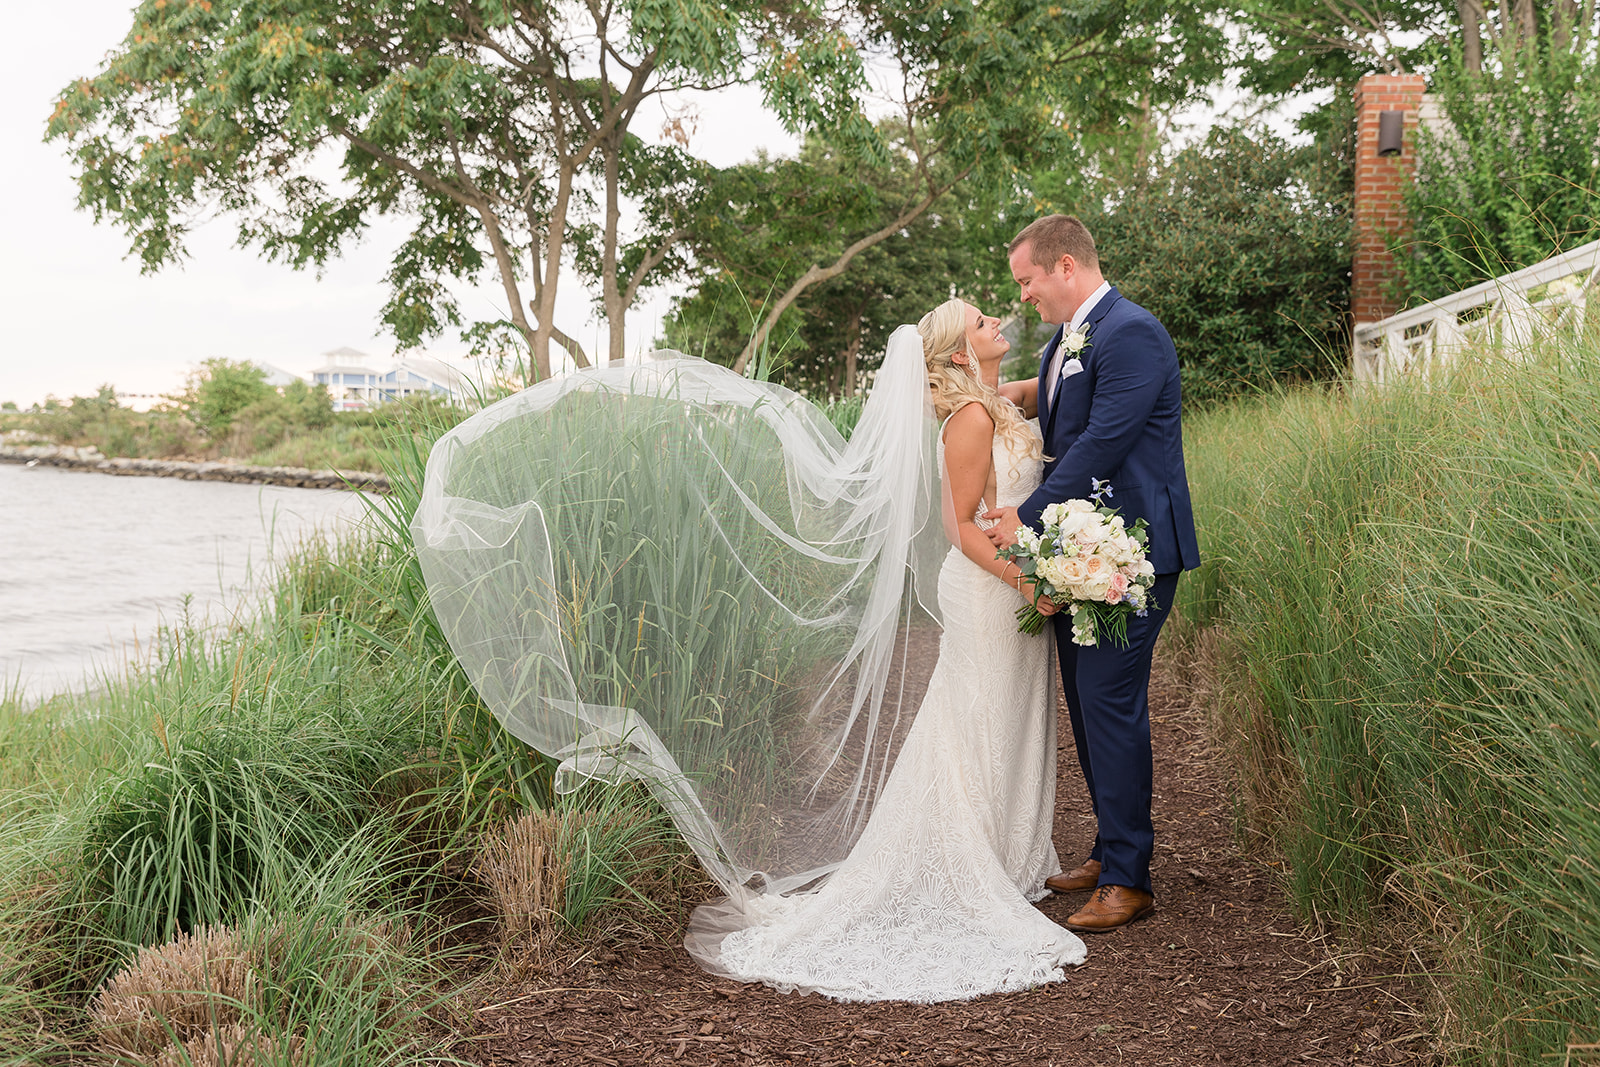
1047,281,1113,403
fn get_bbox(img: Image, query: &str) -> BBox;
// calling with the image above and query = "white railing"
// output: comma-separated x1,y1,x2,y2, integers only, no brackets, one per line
1352,238,1600,384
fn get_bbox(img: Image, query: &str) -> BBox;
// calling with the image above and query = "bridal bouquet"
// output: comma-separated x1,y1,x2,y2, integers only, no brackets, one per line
996,480,1156,645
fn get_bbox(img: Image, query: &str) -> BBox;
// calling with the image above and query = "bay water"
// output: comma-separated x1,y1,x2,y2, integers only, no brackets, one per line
0,462,372,704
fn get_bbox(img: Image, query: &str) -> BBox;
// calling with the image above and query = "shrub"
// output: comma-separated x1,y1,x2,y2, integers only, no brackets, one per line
474,810,569,965
86,907,418,1066
185,359,276,438
152,1022,304,1067
1076,122,1353,406
89,925,256,1057
78,708,407,948
1401,43,1600,301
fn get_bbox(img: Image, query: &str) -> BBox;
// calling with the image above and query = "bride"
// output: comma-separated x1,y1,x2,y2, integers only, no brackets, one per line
687,299,1085,1000
410,297,1086,1004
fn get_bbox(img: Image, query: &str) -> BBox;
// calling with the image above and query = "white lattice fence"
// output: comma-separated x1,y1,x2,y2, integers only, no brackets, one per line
1352,238,1600,385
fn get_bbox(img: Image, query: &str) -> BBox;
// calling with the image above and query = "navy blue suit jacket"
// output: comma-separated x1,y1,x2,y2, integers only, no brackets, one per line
1020,287,1201,576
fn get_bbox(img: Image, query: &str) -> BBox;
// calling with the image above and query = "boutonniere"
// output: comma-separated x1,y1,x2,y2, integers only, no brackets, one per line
1057,325,1092,381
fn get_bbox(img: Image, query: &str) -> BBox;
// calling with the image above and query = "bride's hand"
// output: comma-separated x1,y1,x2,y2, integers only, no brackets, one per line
1019,582,1058,616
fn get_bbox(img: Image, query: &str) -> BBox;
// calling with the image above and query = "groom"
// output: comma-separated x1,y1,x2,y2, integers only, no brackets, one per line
984,214,1201,932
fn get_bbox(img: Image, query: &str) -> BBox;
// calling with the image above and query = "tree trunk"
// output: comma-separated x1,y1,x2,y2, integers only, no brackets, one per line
1550,0,1581,50
1503,0,1536,50
1458,0,1485,70
842,308,863,398
531,161,582,380
1514,0,1536,42
601,131,626,366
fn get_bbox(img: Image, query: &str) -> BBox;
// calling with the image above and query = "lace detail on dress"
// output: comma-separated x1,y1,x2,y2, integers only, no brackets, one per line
686,418,1084,1003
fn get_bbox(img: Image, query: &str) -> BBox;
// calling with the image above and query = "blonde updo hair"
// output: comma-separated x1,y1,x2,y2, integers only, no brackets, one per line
917,298,1044,460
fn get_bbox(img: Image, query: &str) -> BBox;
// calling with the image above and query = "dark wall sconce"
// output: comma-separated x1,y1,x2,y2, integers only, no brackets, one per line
1377,110,1405,156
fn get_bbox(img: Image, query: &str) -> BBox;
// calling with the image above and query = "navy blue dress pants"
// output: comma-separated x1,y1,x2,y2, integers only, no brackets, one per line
1053,571,1181,896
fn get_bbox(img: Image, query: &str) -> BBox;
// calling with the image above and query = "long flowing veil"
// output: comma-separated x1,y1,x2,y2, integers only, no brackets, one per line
410,325,946,899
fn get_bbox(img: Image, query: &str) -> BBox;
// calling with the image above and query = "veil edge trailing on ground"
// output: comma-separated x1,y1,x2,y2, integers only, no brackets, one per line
410,325,947,900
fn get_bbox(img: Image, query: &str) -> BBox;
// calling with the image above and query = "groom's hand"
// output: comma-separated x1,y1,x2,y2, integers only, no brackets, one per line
982,506,1022,549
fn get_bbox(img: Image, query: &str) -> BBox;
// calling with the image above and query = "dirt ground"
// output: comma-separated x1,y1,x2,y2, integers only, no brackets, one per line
449,642,1443,1067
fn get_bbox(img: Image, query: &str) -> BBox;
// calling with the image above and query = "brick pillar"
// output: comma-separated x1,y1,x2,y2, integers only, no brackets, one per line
1351,74,1427,324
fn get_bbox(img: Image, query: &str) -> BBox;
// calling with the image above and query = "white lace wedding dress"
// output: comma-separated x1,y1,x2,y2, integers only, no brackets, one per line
686,420,1087,1002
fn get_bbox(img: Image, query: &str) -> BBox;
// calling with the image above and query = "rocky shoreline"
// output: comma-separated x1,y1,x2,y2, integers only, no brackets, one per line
0,444,389,493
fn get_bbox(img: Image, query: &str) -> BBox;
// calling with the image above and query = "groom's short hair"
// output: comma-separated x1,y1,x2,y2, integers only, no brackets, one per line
1010,215,1099,273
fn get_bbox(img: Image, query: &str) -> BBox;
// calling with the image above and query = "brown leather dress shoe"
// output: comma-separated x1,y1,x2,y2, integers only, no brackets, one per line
1044,859,1102,893
1064,885,1155,932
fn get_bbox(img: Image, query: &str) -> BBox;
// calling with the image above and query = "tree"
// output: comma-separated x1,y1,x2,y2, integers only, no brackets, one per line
46,0,870,379
282,379,335,431
1065,125,1353,406
740,0,1230,374
185,359,275,437
662,140,974,395
1238,0,1597,93
665,0,1229,377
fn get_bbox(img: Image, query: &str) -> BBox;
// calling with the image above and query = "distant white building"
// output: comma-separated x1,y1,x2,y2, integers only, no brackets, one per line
310,348,467,412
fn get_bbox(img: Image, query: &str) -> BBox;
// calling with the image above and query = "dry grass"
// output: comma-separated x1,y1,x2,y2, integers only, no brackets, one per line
89,925,257,1057
474,810,570,969
149,1020,304,1067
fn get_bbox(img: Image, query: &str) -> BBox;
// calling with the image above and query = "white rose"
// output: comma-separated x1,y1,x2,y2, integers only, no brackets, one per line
1057,511,1095,539
1055,556,1089,590
1036,556,1068,587
1063,329,1089,353
1066,499,1096,515
1076,520,1112,546
1134,559,1156,578
1080,571,1115,601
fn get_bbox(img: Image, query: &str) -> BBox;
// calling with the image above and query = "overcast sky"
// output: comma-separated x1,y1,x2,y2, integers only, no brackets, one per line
0,1,800,408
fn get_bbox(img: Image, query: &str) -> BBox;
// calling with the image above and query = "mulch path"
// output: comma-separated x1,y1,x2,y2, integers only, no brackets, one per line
448,638,1443,1066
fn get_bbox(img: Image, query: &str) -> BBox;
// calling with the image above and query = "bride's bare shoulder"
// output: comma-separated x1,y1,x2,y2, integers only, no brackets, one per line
940,401,995,464
941,400,995,436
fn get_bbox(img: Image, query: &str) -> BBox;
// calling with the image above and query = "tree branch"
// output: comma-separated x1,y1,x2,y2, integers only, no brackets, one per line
732,165,973,375
621,227,687,312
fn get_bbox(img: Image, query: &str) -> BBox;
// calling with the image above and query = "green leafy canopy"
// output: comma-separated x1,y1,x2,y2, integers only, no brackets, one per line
45,0,877,377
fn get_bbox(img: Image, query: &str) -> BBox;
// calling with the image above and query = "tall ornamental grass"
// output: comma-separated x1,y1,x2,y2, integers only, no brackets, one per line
1179,326,1600,1062
0,399,693,1061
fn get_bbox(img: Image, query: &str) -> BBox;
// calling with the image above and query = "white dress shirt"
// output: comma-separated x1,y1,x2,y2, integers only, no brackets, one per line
1046,280,1113,404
